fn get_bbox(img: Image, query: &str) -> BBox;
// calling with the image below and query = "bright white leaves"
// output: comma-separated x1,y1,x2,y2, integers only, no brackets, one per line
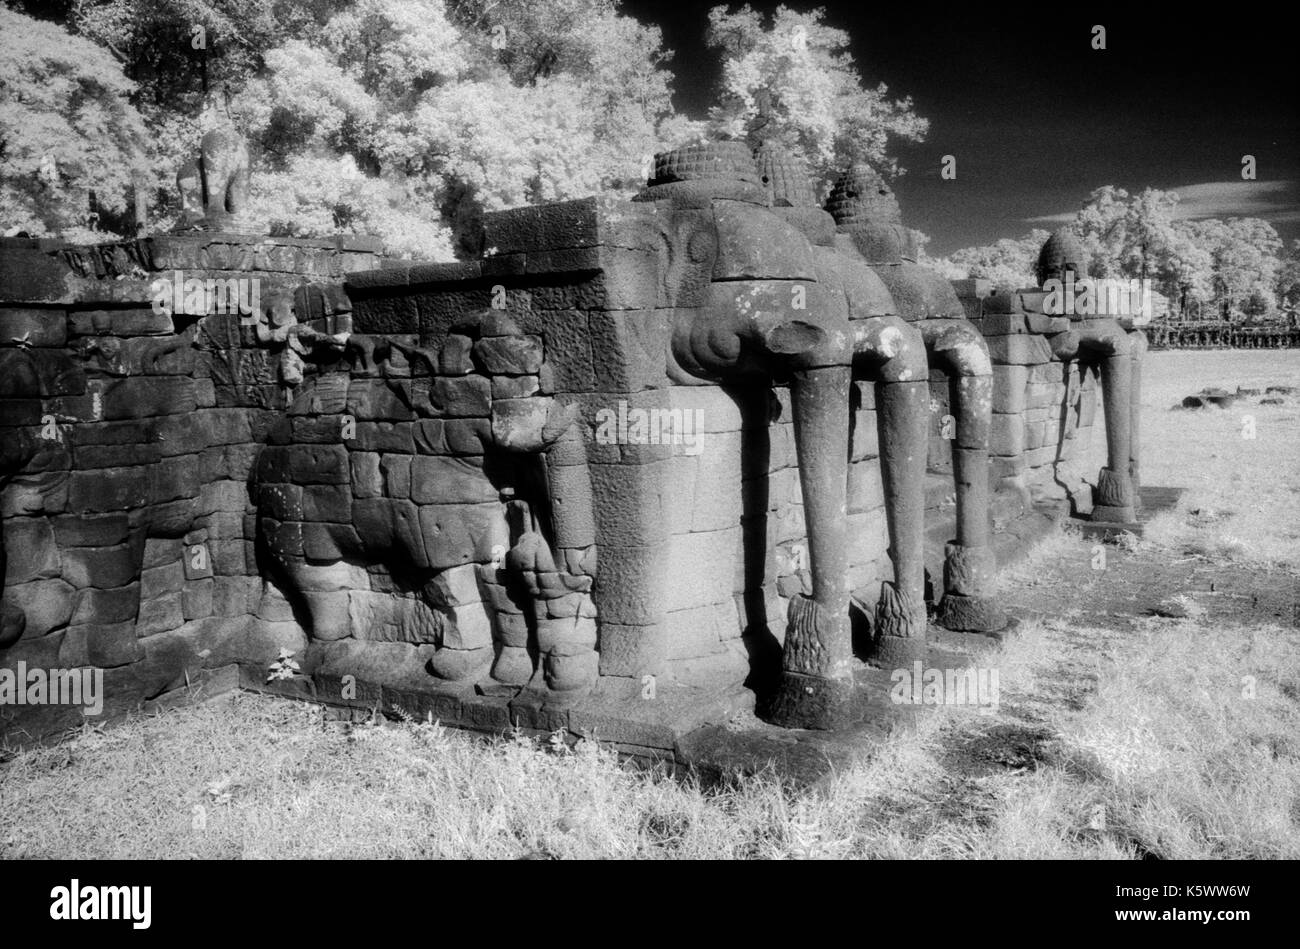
703,6,928,189
0,8,151,240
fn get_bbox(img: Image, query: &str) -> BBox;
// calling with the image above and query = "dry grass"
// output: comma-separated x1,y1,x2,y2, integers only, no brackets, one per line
1091,349,1300,568
3,350,1298,859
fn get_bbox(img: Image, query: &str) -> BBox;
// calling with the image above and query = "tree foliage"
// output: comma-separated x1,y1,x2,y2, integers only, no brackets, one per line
9,0,686,256
703,4,928,191
927,231,1051,293
0,6,151,241
936,186,1290,318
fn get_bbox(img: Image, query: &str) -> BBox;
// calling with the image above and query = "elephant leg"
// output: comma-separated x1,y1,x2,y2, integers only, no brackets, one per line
537,422,598,695
280,561,356,642
767,364,854,729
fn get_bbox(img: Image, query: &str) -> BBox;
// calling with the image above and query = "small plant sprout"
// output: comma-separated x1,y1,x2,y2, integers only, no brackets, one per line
266,648,302,683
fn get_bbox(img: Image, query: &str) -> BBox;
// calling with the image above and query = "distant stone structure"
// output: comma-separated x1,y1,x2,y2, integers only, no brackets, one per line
0,132,1140,749
1148,319,1300,349
951,229,1145,524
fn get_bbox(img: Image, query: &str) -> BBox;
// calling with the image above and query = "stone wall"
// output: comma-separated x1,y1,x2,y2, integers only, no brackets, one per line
0,232,384,740
950,278,1102,515
1,204,1111,750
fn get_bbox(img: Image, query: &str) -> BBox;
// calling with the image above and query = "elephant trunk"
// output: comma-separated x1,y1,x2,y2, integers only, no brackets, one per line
920,321,1006,633
767,365,855,729
851,316,930,665
1128,329,1147,506
1076,321,1137,522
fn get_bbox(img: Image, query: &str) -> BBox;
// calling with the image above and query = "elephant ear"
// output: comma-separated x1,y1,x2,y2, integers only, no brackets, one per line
656,212,717,309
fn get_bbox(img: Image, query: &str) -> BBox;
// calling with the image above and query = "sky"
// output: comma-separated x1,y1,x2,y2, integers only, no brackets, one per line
623,2,1300,255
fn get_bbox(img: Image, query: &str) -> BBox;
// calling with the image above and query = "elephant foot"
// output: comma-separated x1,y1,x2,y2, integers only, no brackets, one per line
543,644,597,693
870,581,927,666
768,594,854,730
937,544,1006,631
767,670,854,730
1091,466,1136,523
490,645,533,686
0,600,25,649
428,645,493,681
935,593,1008,633
942,543,996,598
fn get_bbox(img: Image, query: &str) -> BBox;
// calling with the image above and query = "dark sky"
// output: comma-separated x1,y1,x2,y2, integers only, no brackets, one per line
623,2,1300,255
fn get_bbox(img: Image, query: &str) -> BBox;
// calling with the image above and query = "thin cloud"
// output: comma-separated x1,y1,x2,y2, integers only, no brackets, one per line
1024,180,1300,225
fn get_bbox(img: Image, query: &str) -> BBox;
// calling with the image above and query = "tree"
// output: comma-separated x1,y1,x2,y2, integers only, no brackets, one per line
225,0,686,257
1275,239,1300,313
0,7,151,241
930,230,1050,292
1182,217,1283,320
1052,186,1214,315
61,0,688,258
703,4,927,192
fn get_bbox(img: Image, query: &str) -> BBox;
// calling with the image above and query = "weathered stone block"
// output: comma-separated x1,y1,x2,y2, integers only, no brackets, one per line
257,444,349,484
588,310,674,392
182,578,214,620
852,408,880,460
347,378,415,422
588,460,671,547
377,454,410,499
985,334,1053,365
86,620,143,667
473,335,543,375
491,397,551,452
992,364,1028,414
68,466,150,513
347,452,381,499
71,583,140,625
4,577,75,637
99,376,197,419
437,334,474,375
665,603,731,660
410,456,498,505
491,375,539,399
597,623,667,677
0,307,66,347
136,590,185,637
444,418,489,454
197,480,250,517
417,502,507,570
665,528,739,612
990,414,1024,458
303,484,353,523
4,517,60,584
518,310,595,393
431,376,491,417
848,459,885,514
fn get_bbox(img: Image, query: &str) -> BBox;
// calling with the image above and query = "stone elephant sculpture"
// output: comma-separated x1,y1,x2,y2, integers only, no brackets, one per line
984,229,1145,523
176,124,251,231
637,141,933,728
252,311,600,697
817,163,1004,634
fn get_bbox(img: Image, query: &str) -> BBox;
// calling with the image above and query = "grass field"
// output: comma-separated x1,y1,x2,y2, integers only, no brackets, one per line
3,350,1298,860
